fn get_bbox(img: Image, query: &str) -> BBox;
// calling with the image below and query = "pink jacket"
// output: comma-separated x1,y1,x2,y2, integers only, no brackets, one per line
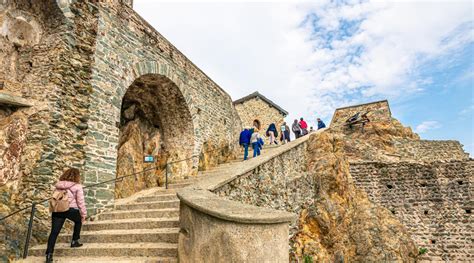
55,181,87,218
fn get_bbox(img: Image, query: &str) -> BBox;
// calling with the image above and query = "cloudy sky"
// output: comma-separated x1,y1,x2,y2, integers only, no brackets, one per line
134,0,473,155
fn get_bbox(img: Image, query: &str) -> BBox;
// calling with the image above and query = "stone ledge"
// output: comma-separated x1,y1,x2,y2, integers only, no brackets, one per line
177,188,295,224
0,92,32,107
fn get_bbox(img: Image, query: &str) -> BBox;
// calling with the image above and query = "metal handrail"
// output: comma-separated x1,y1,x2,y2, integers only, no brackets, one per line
0,147,228,258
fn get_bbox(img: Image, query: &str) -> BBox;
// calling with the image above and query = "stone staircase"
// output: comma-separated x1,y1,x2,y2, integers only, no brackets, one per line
24,183,192,263
22,143,292,262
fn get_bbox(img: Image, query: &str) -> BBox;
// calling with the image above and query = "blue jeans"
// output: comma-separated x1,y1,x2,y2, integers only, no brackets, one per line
242,143,249,160
252,142,261,157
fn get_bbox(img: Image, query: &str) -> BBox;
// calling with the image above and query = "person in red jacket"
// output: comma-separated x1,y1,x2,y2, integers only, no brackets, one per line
46,168,87,263
299,118,308,136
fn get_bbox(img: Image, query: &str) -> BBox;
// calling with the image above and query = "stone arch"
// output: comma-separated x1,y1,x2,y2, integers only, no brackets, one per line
114,62,197,198
123,61,200,151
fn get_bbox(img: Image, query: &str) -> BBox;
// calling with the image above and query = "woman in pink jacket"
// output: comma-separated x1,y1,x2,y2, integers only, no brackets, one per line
46,168,87,263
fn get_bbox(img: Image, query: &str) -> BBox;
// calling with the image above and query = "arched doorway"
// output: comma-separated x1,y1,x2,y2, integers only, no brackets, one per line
114,74,194,198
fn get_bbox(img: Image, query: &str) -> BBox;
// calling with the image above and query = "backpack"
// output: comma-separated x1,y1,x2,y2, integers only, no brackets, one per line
49,185,75,213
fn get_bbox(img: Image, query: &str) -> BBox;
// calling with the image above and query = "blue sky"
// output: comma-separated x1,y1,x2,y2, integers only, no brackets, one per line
134,0,473,155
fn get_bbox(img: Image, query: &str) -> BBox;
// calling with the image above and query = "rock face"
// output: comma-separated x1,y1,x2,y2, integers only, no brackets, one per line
292,132,418,262
0,107,27,185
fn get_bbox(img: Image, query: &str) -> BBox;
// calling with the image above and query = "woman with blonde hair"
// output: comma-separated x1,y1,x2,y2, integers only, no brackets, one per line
46,168,87,263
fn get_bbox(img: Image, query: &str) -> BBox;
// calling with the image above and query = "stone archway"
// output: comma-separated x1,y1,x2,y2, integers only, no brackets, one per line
114,74,195,198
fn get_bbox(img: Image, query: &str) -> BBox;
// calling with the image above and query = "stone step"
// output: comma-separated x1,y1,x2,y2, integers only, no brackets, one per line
98,208,179,220
83,217,179,231
136,193,178,203
20,256,177,263
166,183,190,189
57,228,179,244
115,200,180,211
29,242,178,257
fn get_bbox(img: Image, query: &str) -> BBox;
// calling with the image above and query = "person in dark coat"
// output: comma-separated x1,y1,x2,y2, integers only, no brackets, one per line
317,118,326,130
266,123,278,145
239,127,252,160
280,122,291,144
292,119,301,139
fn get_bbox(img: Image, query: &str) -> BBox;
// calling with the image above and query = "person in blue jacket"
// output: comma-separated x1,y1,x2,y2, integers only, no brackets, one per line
239,127,252,160
317,118,326,130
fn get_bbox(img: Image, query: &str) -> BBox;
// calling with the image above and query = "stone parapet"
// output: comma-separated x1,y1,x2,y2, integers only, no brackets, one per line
394,139,470,162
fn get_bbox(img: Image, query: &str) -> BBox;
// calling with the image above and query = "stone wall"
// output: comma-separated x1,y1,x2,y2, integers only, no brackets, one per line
234,97,286,135
330,100,391,128
83,2,242,210
349,160,474,262
394,139,470,162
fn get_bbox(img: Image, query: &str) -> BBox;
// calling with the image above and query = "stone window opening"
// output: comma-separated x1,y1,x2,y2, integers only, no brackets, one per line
466,209,471,214
457,180,463,185
420,183,427,187
391,210,396,215
430,240,436,244
424,210,428,215
386,184,393,189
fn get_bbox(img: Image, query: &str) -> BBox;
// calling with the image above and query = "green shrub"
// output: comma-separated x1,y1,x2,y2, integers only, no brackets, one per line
419,247,428,255
303,255,314,263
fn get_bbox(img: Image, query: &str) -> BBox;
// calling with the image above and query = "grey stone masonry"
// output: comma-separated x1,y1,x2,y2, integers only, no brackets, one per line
349,160,474,262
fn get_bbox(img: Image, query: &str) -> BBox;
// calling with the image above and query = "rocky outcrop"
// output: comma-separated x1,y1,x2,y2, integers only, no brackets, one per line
292,132,418,262
115,114,167,198
0,107,27,186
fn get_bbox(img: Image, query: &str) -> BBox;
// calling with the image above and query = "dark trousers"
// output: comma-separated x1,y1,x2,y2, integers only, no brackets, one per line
242,143,249,160
294,131,301,139
46,208,82,254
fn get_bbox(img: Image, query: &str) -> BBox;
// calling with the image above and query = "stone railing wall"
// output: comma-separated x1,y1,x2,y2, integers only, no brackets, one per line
177,189,294,262
349,160,473,262
394,139,470,162
215,141,310,235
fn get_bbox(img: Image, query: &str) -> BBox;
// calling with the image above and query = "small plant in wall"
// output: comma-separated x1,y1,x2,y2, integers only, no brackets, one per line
418,247,428,255
303,254,314,263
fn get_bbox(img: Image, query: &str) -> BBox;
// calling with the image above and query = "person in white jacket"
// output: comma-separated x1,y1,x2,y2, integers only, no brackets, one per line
251,128,261,157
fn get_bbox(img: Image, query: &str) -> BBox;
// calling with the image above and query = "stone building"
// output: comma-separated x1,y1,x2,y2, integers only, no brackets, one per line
233,91,288,132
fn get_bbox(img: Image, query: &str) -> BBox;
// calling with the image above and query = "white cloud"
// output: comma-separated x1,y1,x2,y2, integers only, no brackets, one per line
459,104,474,116
414,121,442,133
133,0,473,127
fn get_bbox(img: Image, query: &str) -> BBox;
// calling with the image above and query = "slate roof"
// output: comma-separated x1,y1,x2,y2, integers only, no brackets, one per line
233,91,288,116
